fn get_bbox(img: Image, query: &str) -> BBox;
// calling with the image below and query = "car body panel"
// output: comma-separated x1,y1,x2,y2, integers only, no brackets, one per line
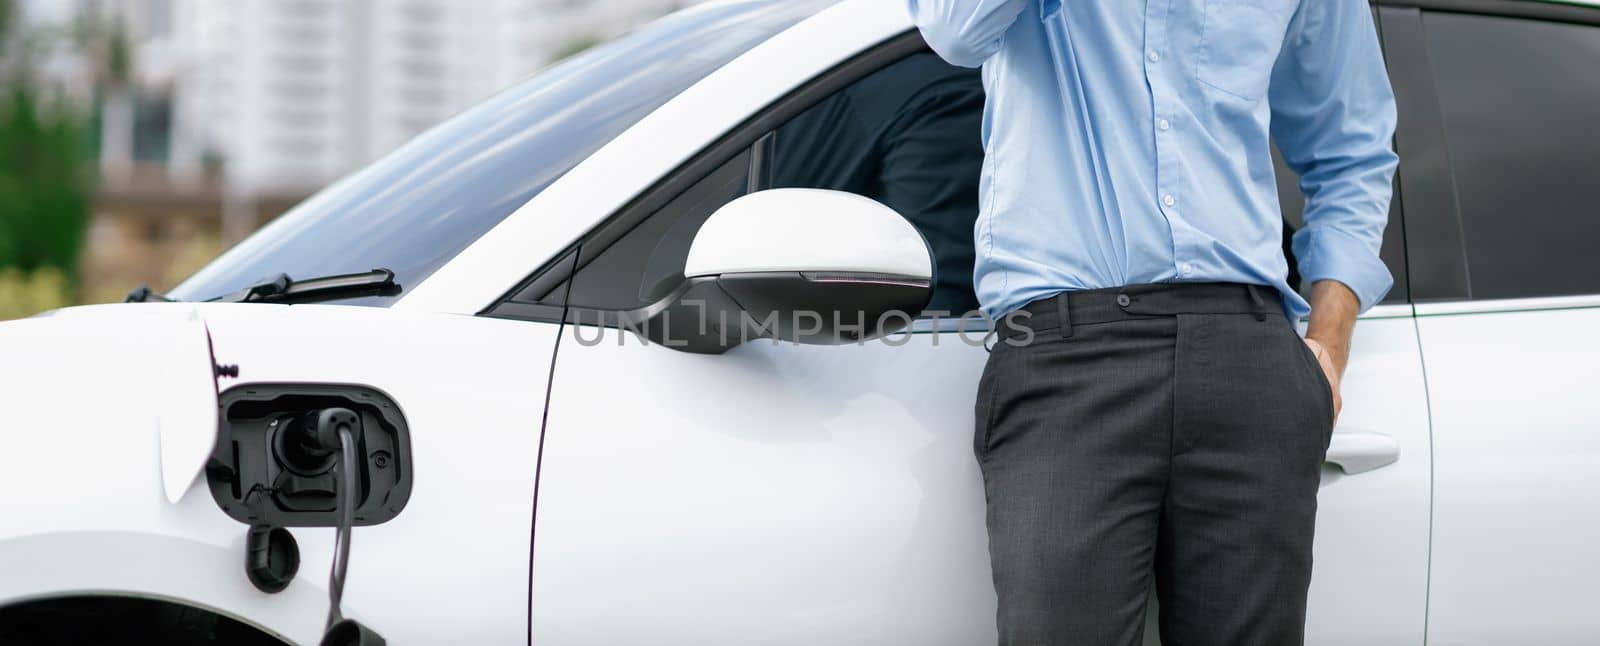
8,304,223,504
0,305,319,643
1415,301,1600,643
1300,312,1432,646
530,329,996,644
0,304,559,644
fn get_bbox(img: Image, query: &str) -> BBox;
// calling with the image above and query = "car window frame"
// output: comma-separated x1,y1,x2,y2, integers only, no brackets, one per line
483,31,931,324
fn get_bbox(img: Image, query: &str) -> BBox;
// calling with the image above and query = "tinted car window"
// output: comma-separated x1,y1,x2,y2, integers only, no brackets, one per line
564,52,987,316
1425,12,1600,300
171,0,834,305
567,151,751,310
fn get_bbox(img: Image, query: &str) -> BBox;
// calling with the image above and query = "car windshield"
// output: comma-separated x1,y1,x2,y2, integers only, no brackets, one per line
171,0,836,305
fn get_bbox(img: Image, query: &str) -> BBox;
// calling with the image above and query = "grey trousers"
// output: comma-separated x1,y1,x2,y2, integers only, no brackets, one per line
974,283,1335,646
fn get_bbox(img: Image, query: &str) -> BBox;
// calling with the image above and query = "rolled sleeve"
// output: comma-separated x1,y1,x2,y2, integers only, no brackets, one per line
907,0,1027,68
1294,225,1394,311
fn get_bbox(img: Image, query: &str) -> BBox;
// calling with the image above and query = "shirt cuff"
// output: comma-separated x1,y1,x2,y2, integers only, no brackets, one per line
1293,226,1394,313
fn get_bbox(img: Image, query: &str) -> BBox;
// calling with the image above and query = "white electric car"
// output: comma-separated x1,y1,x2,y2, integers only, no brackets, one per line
3,0,1598,644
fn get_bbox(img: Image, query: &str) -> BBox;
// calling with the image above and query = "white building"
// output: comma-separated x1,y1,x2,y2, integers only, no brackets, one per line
170,0,693,207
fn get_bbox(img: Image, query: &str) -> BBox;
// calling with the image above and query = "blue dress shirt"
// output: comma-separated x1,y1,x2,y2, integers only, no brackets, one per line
908,0,1398,320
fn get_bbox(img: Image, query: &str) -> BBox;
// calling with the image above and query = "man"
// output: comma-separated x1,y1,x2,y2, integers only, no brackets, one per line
910,1,1397,644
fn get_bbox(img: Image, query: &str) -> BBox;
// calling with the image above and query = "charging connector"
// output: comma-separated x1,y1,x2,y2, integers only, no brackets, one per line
294,407,385,646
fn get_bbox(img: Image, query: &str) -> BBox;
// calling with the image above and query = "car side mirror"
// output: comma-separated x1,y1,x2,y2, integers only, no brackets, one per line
592,189,933,354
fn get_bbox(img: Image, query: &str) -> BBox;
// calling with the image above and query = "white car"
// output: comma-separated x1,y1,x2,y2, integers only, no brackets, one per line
3,0,1598,644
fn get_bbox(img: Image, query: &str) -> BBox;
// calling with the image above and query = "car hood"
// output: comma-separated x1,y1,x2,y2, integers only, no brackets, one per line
0,303,220,504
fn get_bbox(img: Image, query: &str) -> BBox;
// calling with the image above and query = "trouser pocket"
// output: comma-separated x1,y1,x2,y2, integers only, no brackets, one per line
973,345,1006,460
1285,323,1337,436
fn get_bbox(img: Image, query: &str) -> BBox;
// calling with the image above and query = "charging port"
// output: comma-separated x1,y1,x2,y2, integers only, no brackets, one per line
206,384,412,528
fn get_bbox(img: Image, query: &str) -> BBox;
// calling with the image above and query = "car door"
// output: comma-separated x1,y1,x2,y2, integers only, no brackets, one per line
1390,4,1600,643
518,28,1432,646
516,41,996,645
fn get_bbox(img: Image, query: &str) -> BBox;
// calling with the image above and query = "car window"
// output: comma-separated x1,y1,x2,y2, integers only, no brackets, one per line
567,151,752,310
170,0,836,305
563,52,987,316
1423,12,1600,300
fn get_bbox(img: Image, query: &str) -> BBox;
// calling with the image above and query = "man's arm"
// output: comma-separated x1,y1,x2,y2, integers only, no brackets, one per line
1303,281,1359,417
907,0,1029,68
1269,0,1399,417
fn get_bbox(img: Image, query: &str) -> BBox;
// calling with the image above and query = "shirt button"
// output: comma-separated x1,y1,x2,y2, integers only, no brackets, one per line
1158,119,1171,131
1180,263,1194,275
1147,51,1160,63
1162,194,1176,207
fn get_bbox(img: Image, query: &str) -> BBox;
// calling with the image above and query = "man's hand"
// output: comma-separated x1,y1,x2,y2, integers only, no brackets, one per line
1302,336,1343,420
1304,280,1360,421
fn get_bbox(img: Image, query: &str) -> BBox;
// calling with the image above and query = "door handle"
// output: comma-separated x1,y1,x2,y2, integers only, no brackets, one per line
1325,430,1400,475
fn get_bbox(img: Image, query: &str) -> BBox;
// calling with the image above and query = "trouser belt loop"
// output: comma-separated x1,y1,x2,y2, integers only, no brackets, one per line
1246,285,1268,321
1057,293,1074,339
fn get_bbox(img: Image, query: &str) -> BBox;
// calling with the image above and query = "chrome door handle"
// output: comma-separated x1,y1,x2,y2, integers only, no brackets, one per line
1325,430,1400,475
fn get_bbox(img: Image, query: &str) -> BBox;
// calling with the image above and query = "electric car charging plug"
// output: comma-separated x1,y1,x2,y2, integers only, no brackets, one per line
292,408,387,646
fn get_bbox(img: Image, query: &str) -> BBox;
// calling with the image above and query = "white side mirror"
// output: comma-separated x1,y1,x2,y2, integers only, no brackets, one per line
684,188,933,281
629,189,935,353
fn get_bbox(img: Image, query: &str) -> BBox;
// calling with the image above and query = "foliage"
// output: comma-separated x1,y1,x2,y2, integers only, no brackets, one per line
0,265,71,319
0,85,94,276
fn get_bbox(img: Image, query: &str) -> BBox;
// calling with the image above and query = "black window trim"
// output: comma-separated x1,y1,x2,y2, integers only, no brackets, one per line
1370,4,1416,308
1379,5,1466,303
1376,0,1600,29
483,31,932,323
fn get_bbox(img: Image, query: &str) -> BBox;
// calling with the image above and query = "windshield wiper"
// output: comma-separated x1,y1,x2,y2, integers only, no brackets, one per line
216,269,401,304
125,285,174,303
126,269,401,305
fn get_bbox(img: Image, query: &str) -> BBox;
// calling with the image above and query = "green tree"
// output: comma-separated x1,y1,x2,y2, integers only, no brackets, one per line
0,87,94,274
0,0,95,280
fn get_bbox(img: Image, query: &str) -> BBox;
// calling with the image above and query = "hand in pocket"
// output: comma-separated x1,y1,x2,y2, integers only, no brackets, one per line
1303,337,1342,422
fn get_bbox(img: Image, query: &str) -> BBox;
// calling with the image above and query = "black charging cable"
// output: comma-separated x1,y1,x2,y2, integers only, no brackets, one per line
298,408,386,646
328,420,357,630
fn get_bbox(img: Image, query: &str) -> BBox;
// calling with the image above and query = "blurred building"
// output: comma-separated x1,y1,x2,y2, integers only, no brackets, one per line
14,0,694,301
174,0,694,230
